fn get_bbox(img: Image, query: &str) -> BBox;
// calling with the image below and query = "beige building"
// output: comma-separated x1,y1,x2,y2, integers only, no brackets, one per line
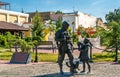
0,9,29,25
0,9,30,37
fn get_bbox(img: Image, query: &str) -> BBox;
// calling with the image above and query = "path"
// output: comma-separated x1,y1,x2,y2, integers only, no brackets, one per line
0,61,120,77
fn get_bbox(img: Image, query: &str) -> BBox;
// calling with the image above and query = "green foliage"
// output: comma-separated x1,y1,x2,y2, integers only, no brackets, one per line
20,40,33,52
105,8,120,23
4,32,16,48
55,10,63,14
13,39,33,52
92,8,120,48
93,26,108,45
105,8,120,49
73,34,78,43
32,36,43,42
14,39,22,45
101,8,120,61
68,27,72,35
32,11,45,41
48,20,56,33
4,32,15,41
56,17,62,31
0,35,7,47
24,37,32,42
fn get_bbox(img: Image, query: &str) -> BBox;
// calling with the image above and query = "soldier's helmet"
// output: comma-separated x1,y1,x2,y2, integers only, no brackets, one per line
62,21,69,27
84,38,89,44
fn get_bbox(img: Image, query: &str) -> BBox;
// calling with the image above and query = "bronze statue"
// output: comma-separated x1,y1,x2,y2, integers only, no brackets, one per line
77,38,91,74
55,21,77,75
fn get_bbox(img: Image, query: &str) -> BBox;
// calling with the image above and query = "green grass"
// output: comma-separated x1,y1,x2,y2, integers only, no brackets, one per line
0,51,58,62
1,50,120,62
30,52,58,62
0,51,13,60
93,52,119,62
0,47,5,50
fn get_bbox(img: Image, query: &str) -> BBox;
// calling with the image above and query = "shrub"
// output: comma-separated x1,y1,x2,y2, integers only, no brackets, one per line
24,37,32,42
0,35,7,47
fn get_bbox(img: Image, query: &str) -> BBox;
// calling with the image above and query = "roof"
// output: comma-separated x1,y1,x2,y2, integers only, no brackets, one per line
0,21,28,31
0,9,29,17
50,14,62,21
23,22,32,24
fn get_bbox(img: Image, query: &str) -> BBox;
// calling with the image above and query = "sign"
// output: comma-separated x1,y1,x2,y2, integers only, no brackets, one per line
10,52,31,64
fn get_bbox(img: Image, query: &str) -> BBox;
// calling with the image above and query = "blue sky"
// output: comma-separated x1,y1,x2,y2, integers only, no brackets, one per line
2,0,120,22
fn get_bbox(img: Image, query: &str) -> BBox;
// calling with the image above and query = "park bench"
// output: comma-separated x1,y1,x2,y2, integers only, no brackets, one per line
35,41,57,53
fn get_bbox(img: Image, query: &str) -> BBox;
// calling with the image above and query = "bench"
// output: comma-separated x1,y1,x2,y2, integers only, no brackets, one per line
35,41,57,53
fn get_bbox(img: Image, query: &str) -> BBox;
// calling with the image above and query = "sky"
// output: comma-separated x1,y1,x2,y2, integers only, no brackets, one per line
1,0,120,22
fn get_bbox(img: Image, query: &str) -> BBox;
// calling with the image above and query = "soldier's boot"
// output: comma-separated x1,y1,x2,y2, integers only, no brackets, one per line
59,66,64,75
70,68,78,74
60,69,64,75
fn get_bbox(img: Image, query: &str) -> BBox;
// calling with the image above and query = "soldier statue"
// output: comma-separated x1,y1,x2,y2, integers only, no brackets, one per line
55,21,77,75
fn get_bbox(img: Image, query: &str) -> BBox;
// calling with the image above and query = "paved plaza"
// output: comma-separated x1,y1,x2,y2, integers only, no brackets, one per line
0,46,111,77
0,60,120,77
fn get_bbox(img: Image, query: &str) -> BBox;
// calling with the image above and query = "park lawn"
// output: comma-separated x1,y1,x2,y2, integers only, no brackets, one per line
0,51,120,62
0,51,13,60
0,51,58,62
30,52,58,62
92,52,120,62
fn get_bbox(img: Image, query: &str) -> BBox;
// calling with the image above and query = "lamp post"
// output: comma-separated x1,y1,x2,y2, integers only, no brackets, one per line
89,43,93,62
114,41,118,62
34,44,38,62
72,22,75,43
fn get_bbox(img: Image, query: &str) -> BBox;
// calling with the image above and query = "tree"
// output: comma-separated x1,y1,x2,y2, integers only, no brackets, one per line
105,8,120,62
55,10,63,14
5,32,15,41
4,32,16,51
56,17,62,31
32,11,45,41
93,25,108,45
106,8,120,23
47,20,56,41
48,20,56,33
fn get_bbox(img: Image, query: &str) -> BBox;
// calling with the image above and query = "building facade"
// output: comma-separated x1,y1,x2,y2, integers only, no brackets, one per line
28,11,62,23
62,11,105,32
0,9,30,37
0,9,29,25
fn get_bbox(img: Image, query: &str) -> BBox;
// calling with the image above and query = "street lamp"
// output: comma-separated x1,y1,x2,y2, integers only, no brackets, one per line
114,41,118,62
34,44,38,62
72,22,75,43
89,43,93,62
